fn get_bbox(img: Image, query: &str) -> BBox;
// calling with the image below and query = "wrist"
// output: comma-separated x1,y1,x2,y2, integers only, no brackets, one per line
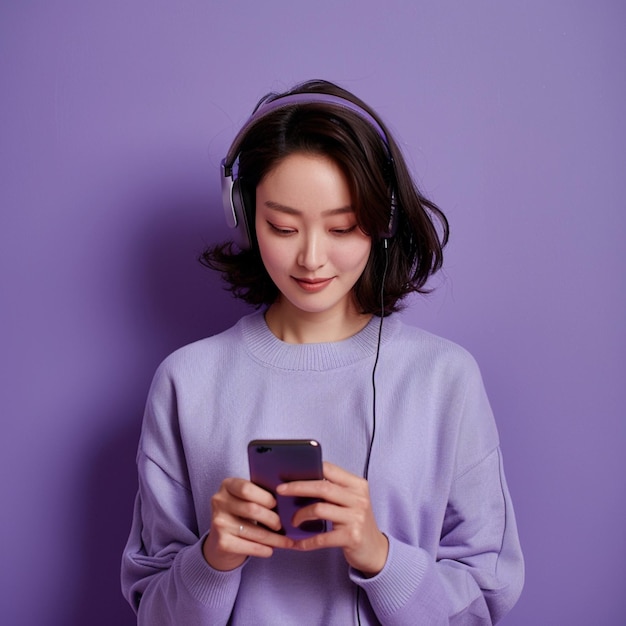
202,534,246,572
358,532,389,578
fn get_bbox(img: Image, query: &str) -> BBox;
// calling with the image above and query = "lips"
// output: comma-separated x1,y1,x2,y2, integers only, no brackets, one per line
292,276,334,293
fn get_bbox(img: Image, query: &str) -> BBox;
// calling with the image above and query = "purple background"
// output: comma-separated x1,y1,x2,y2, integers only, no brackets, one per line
1,2,624,625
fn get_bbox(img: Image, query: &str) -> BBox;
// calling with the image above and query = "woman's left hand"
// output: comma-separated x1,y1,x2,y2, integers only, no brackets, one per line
276,461,389,576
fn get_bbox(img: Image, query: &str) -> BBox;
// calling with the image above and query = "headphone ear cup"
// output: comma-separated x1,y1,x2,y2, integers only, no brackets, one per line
231,178,254,250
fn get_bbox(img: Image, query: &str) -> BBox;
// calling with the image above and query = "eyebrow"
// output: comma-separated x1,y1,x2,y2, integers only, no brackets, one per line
264,200,354,217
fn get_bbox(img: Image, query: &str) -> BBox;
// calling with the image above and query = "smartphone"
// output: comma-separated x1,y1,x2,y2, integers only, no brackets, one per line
247,439,328,539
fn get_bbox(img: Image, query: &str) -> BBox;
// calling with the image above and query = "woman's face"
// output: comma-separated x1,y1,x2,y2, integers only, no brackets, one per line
255,152,372,322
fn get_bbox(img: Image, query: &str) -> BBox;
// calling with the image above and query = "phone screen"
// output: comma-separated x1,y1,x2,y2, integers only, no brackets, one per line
247,439,328,539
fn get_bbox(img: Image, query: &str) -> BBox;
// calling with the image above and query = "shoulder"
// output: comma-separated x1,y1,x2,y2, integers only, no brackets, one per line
383,316,491,414
386,315,481,378
389,317,499,462
151,313,257,385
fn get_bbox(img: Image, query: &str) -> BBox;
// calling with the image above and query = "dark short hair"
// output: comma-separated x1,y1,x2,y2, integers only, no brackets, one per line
200,79,449,316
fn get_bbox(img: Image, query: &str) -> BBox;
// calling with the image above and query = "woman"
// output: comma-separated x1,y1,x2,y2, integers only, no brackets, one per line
121,79,524,624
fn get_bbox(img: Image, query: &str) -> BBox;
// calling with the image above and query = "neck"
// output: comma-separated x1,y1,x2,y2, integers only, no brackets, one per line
264,299,372,344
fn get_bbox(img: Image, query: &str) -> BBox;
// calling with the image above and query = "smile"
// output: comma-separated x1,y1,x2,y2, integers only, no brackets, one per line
292,277,334,293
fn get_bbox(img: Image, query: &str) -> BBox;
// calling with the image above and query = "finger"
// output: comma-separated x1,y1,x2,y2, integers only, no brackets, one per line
322,461,363,487
290,527,346,552
276,462,364,497
290,500,357,530
215,478,282,531
214,492,283,532
235,520,295,550
204,517,291,570
224,477,277,509
276,478,357,508
211,512,293,551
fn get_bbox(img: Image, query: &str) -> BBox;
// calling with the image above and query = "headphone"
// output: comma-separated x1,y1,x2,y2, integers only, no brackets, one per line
220,91,399,250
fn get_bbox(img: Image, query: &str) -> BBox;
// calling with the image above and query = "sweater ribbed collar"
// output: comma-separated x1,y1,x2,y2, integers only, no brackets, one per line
239,310,399,372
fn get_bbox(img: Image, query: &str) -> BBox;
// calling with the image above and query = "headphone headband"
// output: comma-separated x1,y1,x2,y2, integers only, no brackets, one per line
220,90,398,248
222,92,391,175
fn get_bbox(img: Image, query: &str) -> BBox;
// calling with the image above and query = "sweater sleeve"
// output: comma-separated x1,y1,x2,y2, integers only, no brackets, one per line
350,350,524,624
120,362,243,625
351,447,524,625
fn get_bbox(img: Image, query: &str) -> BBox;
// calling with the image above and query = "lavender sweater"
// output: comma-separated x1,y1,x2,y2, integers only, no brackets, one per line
121,311,524,624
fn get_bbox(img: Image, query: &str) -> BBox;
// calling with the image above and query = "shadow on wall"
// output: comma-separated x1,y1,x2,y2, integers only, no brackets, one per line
66,187,251,626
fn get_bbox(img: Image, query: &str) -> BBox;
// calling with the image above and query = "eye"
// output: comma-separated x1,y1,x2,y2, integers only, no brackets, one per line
330,225,358,235
267,221,296,235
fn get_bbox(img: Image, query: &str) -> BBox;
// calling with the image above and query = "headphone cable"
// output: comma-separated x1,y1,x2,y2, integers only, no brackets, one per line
363,238,389,480
357,238,390,625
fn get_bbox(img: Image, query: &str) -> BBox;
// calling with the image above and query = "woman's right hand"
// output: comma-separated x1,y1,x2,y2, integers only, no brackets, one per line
202,477,294,571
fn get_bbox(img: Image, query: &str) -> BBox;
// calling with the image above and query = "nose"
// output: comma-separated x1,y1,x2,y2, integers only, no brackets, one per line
297,231,327,270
